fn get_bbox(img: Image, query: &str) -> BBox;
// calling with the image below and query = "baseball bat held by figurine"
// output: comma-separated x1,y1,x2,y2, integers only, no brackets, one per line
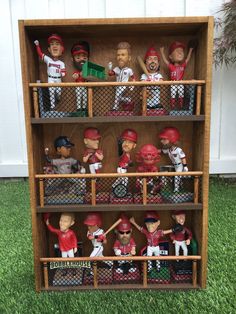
137,56,150,77
104,218,122,236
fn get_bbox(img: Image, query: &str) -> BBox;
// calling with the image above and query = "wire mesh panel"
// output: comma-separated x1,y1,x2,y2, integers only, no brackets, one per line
159,175,197,204
83,261,113,286
170,260,193,283
93,86,142,117
113,260,142,284
37,86,88,118
44,177,88,205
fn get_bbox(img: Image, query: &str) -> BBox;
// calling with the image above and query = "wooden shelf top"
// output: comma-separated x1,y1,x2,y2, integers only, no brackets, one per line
31,115,205,124
37,203,203,213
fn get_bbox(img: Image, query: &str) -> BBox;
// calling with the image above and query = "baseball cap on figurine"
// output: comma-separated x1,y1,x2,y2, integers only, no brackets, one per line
169,41,185,55
121,129,138,143
48,34,64,46
84,128,101,140
117,216,132,232
71,41,90,57
144,211,160,223
84,213,102,227
144,46,160,61
54,136,74,149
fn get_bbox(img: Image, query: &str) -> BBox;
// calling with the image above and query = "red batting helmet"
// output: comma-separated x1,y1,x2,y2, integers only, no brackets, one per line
144,46,160,61
117,216,132,232
84,213,102,227
84,128,101,140
144,211,160,222
48,34,64,46
169,41,185,55
159,127,180,144
121,129,138,143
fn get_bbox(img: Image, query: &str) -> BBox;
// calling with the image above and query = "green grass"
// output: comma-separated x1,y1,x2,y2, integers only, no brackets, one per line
0,179,235,314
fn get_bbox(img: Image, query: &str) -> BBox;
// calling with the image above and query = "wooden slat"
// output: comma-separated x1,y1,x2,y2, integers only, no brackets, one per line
88,87,93,118
196,85,202,115
33,87,39,118
93,262,98,288
29,80,206,88
142,178,147,205
35,171,203,179
91,179,96,206
39,179,44,207
40,255,201,262
143,261,147,288
142,87,147,116
43,262,49,289
192,260,197,288
194,176,199,204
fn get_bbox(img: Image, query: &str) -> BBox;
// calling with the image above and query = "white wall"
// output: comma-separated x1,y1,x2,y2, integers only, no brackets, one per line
0,0,234,177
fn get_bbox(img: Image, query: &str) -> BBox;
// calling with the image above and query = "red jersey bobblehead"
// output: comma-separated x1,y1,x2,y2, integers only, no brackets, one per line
34,34,66,109
159,127,188,193
71,41,89,112
113,215,136,274
83,128,103,174
108,42,135,111
46,213,77,258
160,41,194,109
112,129,137,190
170,210,192,257
135,144,161,194
130,212,172,272
140,46,163,110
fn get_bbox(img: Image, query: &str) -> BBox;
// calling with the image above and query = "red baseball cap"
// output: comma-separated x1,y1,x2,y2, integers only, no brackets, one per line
48,34,64,46
121,129,138,143
169,41,185,55
172,210,186,216
144,211,160,222
84,128,101,140
117,216,132,232
71,41,90,57
144,46,160,61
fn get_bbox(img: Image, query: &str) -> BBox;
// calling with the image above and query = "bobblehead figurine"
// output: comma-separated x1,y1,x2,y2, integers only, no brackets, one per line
170,210,192,257
135,144,161,195
112,129,137,191
113,215,137,275
140,46,163,109
83,213,107,257
159,127,188,192
83,128,103,174
160,41,194,109
46,212,77,259
130,212,179,272
71,41,90,113
34,34,66,109
108,42,135,111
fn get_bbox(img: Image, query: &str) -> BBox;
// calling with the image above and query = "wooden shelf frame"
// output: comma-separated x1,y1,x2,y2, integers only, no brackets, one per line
40,255,201,290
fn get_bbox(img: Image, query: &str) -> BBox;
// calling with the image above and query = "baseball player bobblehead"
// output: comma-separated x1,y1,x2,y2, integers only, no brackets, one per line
34,34,66,109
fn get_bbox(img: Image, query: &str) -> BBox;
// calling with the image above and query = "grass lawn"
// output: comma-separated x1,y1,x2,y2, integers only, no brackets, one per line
0,179,235,314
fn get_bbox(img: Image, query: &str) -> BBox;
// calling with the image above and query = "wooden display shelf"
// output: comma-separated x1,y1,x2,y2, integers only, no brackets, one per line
37,203,203,213
31,115,205,124
19,16,213,291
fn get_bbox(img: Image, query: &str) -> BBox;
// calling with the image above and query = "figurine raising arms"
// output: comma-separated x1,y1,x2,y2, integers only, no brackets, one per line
170,210,192,256
130,212,175,272
108,42,135,111
83,128,103,174
46,212,77,258
34,34,66,109
159,127,188,192
140,46,163,109
160,41,194,109
71,41,89,112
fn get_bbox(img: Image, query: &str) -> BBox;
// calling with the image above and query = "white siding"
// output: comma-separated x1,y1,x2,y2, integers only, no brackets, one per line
0,0,235,176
